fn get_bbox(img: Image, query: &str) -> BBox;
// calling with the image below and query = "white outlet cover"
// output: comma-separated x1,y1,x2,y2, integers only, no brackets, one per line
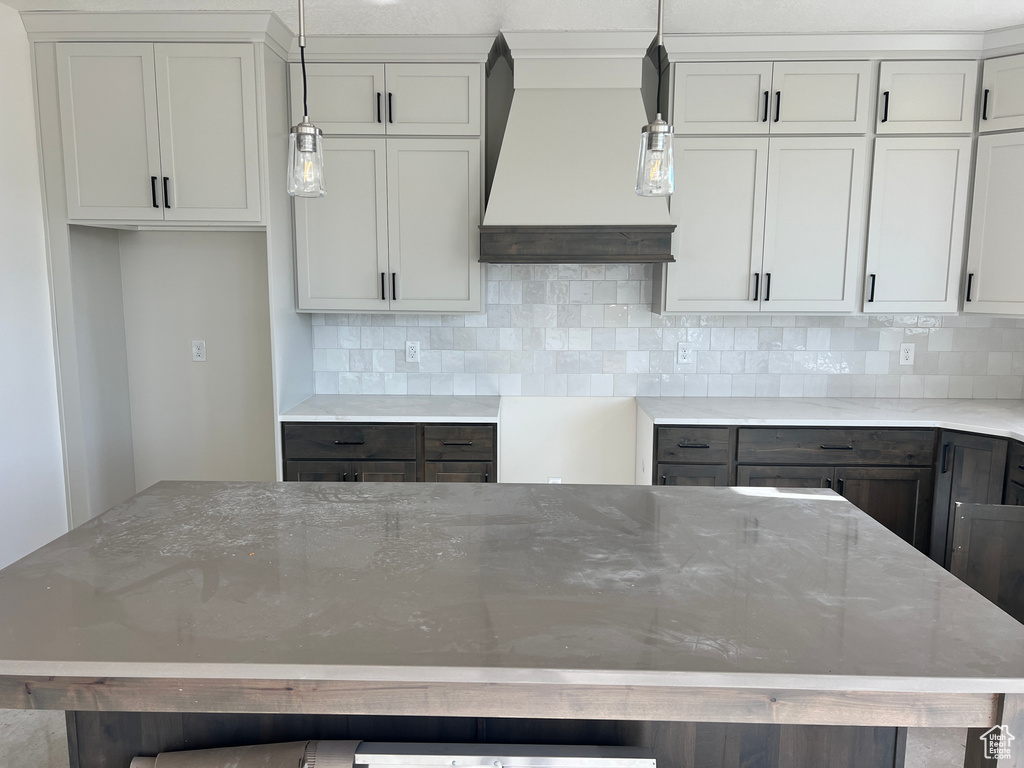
676,343,692,364
899,343,915,366
405,341,420,363
191,339,206,362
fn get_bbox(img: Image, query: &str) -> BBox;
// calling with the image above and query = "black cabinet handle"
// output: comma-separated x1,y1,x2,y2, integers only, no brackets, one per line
334,440,365,445
392,272,398,300
441,440,473,446
1011,479,1024,490
1018,464,1024,472
966,273,974,302
388,92,394,124
752,272,760,302
377,92,382,123
354,472,359,481
762,90,769,122
941,444,951,473
151,176,159,208
677,442,710,449
982,89,990,120
881,91,890,123
660,475,667,485
837,477,845,494
764,272,771,301
773,91,781,123
162,177,171,208
381,272,387,301
821,444,854,450
825,477,833,489
868,273,876,303
484,472,489,482
342,473,348,481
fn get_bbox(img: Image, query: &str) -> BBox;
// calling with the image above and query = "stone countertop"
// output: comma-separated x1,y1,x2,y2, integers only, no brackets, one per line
0,480,1022,695
280,395,500,423
637,397,1024,441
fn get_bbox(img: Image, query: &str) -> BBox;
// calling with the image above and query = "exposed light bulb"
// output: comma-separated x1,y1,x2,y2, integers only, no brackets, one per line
636,113,674,197
288,120,325,198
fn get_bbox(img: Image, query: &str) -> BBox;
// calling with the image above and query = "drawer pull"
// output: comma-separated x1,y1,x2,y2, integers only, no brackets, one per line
678,442,710,449
825,477,832,488
660,475,667,485
484,472,489,482
1011,480,1024,490
820,444,853,450
441,440,473,446
982,89,990,121
837,477,845,493
354,472,359,481
1018,464,1024,472
762,90,769,122
334,440,365,445
942,444,951,474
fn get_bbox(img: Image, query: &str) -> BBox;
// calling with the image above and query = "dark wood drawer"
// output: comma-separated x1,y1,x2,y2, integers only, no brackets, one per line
657,427,731,464
425,460,494,483
282,424,417,460
285,460,416,482
423,425,495,461
737,428,935,466
657,463,728,487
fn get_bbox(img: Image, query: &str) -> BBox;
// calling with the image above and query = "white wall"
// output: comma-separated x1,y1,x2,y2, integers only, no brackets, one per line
119,230,277,491
0,2,68,568
498,397,637,484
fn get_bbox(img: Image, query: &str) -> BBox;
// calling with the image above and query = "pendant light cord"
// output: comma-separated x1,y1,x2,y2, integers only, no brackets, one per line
655,0,665,116
300,44,309,119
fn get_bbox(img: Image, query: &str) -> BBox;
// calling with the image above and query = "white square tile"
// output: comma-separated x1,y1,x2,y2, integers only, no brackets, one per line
567,373,593,396
590,374,614,396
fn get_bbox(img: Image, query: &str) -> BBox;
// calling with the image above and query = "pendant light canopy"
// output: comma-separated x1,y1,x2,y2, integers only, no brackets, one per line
636,0,674,197
288,0,326,198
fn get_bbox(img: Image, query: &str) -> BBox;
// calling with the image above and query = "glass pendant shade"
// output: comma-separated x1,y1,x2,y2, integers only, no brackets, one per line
636,114,674,197
287,121,325,198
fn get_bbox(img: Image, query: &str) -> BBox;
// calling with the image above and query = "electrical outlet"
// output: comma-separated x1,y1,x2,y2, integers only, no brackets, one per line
676,343,692,365
900,343,915,366
191,339,206,362
405,341,420,363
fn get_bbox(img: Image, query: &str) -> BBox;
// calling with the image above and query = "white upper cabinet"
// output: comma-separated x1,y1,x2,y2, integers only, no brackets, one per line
760,137,867,313
769,62,872,134
154,44,261,222
291,63,480,136
876,61,978,134
673,63,774,134
964,132,1024,314
291,63,386,135
980,53,1024,133
57,43,163,221
663,138,769,312
864,137,972,313
56,42,261,223
294,139,390,312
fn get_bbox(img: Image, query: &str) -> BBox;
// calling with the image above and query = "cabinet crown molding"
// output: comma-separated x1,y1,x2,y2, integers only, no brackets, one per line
288,35,494,63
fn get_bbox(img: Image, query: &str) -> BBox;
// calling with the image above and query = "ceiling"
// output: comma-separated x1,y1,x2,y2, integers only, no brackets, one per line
6,0,1024,36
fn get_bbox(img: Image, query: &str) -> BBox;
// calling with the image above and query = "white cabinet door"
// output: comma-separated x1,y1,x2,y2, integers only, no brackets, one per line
294,139,390,312
56,43,164,220
964,133,1024,314
384,64,481,136
154,43,261,222
981,53,1024,133
663,138,769,312
864,137,972,313
290,63,385,135
386,139,482,312
877,61,978,134
761,137,867,313
770,62,872,134
672,62,773,134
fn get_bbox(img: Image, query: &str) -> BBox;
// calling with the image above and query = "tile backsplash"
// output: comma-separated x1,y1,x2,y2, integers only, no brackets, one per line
311,264,1024,398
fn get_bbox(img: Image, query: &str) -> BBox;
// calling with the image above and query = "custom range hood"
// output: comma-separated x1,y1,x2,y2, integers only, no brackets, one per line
480,31,675,265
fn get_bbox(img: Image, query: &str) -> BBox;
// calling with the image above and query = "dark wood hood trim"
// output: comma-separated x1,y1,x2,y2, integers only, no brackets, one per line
479,225,676,264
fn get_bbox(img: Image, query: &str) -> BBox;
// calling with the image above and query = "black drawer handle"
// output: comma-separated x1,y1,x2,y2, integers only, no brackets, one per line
1018,464,1024,472
342,473,348,481
837,477,845,494
381,272,387,301
484,472,489,482
868,273,876,303
942,444,951,473
825,477,833,488
678,442,710,449
966,273,974,302
354,472,359,481
377,92,382,123
762,90,769,122
982,89,990,120
388,92,394,124
881,91,889,123
752,272,759,302
773,91,781,122
334,440,365,445
151,176,159,208
163,176,171,208
820,444,854,450
1011,479,1024,490
764,272,771,302
660,475,667,485
441,440,473,446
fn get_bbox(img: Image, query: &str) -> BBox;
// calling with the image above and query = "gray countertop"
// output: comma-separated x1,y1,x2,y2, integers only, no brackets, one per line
280,395,500,423
1,480,1022,694
637,397,1024,441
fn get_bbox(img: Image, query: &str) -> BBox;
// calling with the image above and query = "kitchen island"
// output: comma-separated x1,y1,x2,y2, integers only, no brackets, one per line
0,481,1022,767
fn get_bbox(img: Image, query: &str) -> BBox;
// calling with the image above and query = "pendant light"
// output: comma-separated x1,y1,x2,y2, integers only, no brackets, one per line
636,0,674,197
288,0,326,198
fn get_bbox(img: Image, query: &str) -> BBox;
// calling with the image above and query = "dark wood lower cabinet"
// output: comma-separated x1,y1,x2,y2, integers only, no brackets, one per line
836,467,933,553
951,503,1024,625
737,465,833,489
66,711,898,768
284,460,417,483
931,431,1008,567
1005,441,1024,506
657,463,729,486
425,461,494,483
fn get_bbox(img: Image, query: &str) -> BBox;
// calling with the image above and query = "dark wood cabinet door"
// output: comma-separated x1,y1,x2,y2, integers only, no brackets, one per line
931,431,1008,567
835,466,934,552
424,461,493,483
1005,441,1024,505
951,503,1024,624
351,461,417,483
657,464,729,487
736,465,834,489
284,460,353,482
